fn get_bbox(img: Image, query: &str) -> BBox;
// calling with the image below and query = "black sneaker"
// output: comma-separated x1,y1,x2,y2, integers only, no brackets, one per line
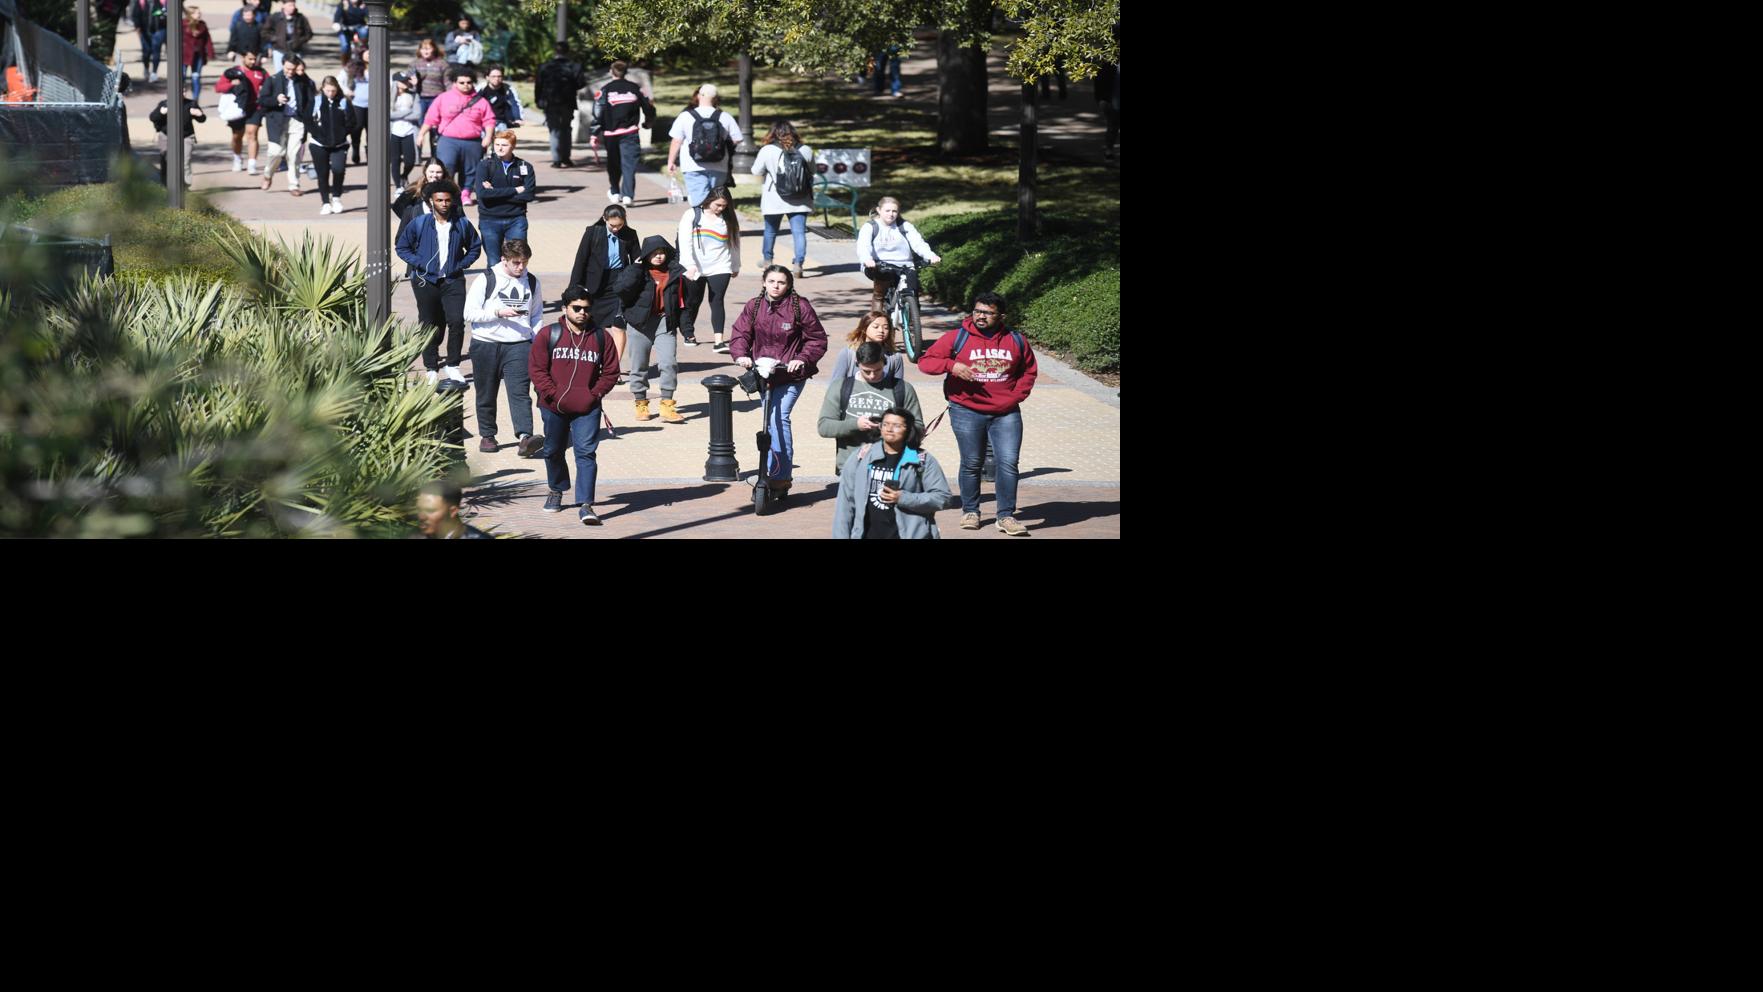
713,342,730,353
542,492,563,513
579,506,601,526
682,335,698,346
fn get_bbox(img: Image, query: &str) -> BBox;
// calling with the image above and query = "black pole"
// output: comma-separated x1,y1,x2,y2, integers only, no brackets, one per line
167,0,184,207
701,374,740,481
77,0,89,53
366,1,391,329
555,0,567,44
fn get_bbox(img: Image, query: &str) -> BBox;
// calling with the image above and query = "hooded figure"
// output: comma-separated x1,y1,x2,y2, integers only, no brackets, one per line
619,234,689,424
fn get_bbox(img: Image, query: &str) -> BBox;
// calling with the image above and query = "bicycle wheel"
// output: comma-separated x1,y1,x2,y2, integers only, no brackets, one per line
900,292,924,363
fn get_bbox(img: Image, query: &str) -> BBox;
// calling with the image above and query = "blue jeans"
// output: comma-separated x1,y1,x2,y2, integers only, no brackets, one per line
682,169,727,208
477,215,528,267
763,380,803,484
540,405,603,507
470,338,533,440
948,403,1023,519
605,132,641,200
872,50,902,95
436,136,480,198
189,60,205,102
762,212,808,266
147,29,166,73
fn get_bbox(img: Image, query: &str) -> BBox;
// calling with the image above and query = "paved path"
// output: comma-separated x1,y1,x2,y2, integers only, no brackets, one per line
111,18,1120,539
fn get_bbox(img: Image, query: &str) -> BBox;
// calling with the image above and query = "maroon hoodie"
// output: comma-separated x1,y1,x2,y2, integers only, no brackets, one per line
918,317,1038,415
528,319,619,416
729,292,828,383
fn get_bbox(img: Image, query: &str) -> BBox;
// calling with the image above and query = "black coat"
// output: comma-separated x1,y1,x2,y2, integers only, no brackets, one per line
570,220,642,322
259,72,315,145
617,234,686,330
303,93,352,148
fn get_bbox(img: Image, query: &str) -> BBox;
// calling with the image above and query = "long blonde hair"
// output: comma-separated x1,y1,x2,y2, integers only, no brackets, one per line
869,196,903,222
847,310,896,350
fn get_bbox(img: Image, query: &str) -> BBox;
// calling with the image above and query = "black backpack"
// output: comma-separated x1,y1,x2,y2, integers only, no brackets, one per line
773,147,810,198
480,267,538,305
688,108,729,163
839,371,908,422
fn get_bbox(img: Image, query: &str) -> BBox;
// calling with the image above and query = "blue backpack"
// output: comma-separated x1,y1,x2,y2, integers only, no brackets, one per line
946,325,1025,365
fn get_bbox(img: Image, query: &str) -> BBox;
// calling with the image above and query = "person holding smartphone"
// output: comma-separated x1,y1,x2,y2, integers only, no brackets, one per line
831,407,950,540
464,238,546,458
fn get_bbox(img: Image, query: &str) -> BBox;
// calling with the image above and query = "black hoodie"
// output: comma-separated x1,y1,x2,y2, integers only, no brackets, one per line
616,234,685,329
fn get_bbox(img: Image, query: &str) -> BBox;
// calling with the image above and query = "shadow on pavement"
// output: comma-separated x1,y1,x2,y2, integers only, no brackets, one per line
1014,500,1120,529
597,484,726,522
1019,467,1072,481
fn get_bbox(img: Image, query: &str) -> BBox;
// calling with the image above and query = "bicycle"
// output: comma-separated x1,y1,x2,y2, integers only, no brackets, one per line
874,261,928,364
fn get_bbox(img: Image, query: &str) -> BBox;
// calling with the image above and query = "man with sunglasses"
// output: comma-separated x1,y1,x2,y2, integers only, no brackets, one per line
528,286,620,525
917,291,1040,536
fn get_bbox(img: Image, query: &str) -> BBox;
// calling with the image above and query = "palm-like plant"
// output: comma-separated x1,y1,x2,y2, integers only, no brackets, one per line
3,226,462,538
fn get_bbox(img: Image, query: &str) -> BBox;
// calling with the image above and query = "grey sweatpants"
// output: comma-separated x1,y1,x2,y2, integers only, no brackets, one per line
623,315,677,400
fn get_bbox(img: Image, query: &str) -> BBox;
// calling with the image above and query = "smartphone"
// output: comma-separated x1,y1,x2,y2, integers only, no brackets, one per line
881,478,901,494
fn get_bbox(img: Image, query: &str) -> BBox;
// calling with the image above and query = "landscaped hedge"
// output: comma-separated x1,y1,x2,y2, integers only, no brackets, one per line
7,181,251,286
915,210,1119,374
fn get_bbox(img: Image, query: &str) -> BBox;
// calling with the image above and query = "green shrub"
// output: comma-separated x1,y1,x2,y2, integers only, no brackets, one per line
9,180,253,286
1018,269,1119,373
915,210,1119,373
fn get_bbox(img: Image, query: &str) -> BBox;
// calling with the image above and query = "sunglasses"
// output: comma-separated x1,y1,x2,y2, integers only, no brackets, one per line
566,304,590,313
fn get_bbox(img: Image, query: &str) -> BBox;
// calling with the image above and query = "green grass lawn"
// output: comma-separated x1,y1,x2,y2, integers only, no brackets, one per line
649,66,1120,236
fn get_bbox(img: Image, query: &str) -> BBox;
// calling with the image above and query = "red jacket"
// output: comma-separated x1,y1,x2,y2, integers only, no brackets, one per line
529,320,619,416
729,293,828,383
183,22,216,66
216,64,267,100
918,317,1038,415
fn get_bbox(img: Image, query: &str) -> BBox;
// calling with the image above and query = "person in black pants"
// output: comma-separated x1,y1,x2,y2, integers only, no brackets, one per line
304,75,353,214
395,180,483,384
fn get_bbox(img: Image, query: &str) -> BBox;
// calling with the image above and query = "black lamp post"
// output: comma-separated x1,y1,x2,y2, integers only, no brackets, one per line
167,0,184,207
77,0,89,53
366,0,391,327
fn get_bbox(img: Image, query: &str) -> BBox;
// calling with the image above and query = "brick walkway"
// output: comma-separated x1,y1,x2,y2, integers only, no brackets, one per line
112,18,1120,539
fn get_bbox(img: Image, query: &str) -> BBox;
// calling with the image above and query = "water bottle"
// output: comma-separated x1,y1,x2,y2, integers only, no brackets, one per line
667,179,683,204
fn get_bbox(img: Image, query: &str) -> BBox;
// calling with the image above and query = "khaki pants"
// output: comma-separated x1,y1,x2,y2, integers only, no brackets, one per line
156,133,196,185
261,120,309,188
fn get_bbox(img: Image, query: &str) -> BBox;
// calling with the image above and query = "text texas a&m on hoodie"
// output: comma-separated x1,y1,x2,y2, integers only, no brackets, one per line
528,319,620,416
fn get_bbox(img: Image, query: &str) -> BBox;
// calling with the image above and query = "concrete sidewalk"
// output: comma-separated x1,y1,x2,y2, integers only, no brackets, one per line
111,19,1121,539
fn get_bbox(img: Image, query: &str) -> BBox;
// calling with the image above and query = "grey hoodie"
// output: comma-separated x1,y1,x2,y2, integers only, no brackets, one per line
832,444,949,540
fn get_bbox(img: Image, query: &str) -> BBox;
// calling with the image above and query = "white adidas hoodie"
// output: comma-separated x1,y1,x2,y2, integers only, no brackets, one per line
465,263,546,344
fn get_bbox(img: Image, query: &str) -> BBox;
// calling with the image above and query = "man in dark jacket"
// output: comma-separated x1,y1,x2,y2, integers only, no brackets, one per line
528,286,620,524
227,4,265,61
150,95,207,188
474,130,536,266
568,204,642,355
533,43,587,168
594,60,655,206
264,0,312,74
256,53,315,194
395,180,483,385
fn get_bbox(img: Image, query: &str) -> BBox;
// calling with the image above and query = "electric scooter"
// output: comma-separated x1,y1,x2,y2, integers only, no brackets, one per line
739,357,781,515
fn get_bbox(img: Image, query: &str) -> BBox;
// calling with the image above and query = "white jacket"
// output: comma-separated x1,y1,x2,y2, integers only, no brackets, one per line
465,264,545,343
856,218,935,268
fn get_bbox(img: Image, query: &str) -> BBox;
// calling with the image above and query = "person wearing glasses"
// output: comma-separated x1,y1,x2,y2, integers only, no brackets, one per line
831,407,949,540
528,287,620,525
915,291,1039,537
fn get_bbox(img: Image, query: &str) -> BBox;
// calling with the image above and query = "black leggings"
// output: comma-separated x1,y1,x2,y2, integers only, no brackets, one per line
310,145,348,200
682,273,732,339
348,104,369,161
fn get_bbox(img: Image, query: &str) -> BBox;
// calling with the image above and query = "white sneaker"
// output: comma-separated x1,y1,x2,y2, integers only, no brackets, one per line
443,366,466,383
247,160,258,175
232,155,243,172
606,189,620,204
620,195,633,206
148,70,159,84
424,370,439,386
319,200,331,215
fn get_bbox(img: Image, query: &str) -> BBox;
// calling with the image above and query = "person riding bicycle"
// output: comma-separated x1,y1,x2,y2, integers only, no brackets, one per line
854,196,941,313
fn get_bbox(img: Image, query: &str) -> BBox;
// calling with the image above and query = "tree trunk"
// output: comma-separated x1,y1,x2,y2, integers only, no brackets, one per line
1018,82,1036,240
936,30,988,156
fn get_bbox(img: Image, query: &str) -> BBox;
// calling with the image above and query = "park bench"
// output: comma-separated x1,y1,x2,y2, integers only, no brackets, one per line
814,174,860,232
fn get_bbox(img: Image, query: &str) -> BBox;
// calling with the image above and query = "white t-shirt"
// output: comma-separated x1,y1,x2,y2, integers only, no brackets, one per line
433,217,452,271
669,106,743,174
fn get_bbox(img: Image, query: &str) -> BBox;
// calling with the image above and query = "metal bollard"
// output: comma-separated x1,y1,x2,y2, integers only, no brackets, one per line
701,374,740,481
